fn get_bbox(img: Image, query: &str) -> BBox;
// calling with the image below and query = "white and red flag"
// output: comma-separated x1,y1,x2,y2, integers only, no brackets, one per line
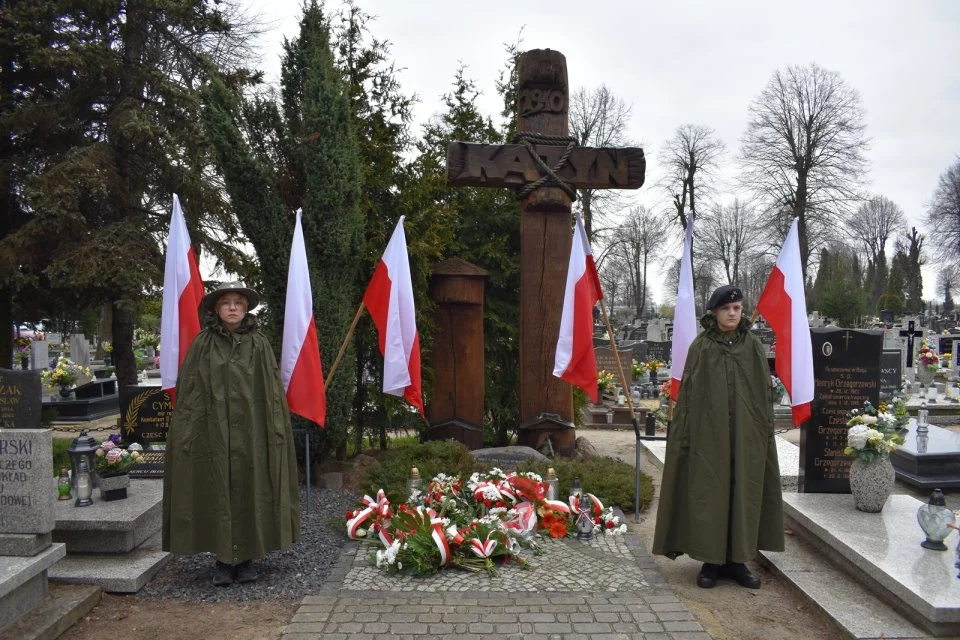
280,209,326,426
669,212,697,401
363,216,423,415
160,194,205,402
757,217,814,425
553,213,604,403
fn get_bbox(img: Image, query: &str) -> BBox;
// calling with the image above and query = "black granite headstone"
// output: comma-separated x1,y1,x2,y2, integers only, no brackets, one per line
0,369,42,429
878,350,902,400
938,335,960,357
120,385,172,479
645,341,671,364
801,328,882,493
120,385,172,444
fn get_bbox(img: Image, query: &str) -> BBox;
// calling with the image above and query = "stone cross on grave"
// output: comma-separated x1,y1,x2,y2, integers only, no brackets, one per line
445,49,646,453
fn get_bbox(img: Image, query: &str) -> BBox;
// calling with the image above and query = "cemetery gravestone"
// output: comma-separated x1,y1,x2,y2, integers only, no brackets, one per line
953,339,960,381
0,429,54,536
595,346,633,389
898,320,922,383
121,386,172,478
30,340,48,371
645,341,671,365
446,48,645,452
69,334,90,367
753,329,775,356
802,328,882,493
881,328,900,351
878,350,902,400
0,370,41,429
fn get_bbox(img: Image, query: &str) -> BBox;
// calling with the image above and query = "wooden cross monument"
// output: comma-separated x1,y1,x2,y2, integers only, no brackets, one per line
445,49,646,453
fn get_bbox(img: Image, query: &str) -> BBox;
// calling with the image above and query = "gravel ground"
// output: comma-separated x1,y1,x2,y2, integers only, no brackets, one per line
137,486,359,604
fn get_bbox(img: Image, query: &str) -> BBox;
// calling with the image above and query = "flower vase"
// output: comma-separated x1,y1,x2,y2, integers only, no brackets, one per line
58,385,73,398
649,369,658,384
98,472,130,501
917,366,935,387
20,355,29,370
848,455,895,513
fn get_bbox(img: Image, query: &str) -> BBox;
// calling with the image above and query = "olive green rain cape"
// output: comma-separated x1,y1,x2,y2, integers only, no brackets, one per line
652,313,784,564
162,314,300,564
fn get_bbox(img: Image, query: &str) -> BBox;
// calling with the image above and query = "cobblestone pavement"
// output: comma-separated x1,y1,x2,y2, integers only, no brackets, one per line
282,532,711,639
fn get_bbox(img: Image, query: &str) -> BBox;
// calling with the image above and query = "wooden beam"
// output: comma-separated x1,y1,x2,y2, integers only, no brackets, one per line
446,142,646,190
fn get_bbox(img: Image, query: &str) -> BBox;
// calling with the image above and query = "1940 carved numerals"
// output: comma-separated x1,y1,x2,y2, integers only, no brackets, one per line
518,89,566,116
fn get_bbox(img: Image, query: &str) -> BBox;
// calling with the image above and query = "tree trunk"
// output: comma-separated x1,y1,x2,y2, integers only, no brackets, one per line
795,171,809,278
0,290,11,369
112,302,137,387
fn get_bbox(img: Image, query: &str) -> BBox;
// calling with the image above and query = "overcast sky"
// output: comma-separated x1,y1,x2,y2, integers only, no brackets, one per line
246,0,959,304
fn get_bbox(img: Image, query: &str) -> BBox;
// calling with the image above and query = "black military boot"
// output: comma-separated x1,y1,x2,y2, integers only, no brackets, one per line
212,561,233,586
728,562,761,589
697,563,721,588
235,560,258,583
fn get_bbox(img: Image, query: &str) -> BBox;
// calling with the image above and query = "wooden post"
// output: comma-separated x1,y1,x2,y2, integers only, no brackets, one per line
445,49,646,454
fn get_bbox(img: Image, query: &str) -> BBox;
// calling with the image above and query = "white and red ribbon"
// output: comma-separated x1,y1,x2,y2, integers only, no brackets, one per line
431,523,451,565
469,534,499,558
544,499,571,514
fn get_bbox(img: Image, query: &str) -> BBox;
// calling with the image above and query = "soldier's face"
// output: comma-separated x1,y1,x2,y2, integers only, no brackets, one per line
714,301,743,332
216,293,248,330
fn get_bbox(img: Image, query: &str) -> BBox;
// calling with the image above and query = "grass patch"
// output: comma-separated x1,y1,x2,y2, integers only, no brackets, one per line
53,437,72,476
359,439,653,514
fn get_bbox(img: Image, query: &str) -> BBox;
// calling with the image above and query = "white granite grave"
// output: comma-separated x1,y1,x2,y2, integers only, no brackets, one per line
772,493,959,637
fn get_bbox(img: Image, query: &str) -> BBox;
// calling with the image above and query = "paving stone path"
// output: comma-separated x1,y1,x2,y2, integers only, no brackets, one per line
282,532,711,639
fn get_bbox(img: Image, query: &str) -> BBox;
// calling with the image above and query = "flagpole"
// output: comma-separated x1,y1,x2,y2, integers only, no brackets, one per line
598,298,638,421
324,301,365,388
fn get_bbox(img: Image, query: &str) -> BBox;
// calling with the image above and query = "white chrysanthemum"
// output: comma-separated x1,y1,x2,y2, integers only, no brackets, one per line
489,467,505,478
617,524,628,534
862,415,878,425
847,424,870,450
488,507,508,517
521,471,543,482
384,540,401,564
482,486,501,500
408,488,423,503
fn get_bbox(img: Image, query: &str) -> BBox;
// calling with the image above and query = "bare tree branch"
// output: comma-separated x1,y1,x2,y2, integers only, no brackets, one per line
739,63,870,278
923,157,960,264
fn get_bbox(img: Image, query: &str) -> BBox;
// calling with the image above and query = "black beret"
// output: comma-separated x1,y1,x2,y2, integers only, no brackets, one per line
706,285,743,310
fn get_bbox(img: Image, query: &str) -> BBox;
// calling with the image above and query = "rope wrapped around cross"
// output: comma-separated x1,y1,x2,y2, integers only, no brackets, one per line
510,132,578,201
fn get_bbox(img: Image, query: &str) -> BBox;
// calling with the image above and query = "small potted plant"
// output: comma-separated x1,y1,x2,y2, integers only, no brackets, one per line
630,359,644,381
644,359,665,384
94,434,144,500
102,340,113,365
41,356,91,397
14,336,32,369
597,370,614,399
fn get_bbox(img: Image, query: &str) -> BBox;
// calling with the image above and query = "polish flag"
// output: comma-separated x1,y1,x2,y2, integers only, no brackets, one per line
280,209,326,426
363,216,423,415
553,213,603,403
669,213,696,401
160,194,205,402
757,217,814,425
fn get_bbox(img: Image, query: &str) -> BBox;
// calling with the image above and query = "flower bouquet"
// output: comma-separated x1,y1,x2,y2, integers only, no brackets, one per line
94,434,144,476
597,370,614,395
41,356,91,388
644,359,665,373
346,468,627,576
918,341,939,371
631,359,644,379
14,336,32,353
844,400,906,463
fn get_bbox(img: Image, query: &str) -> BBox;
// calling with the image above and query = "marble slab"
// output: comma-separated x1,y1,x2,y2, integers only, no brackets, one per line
892,420,960,489
761,533,930,640
782,493,960,634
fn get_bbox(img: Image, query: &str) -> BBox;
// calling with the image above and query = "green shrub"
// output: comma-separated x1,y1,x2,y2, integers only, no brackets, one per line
517,457,653,513
52,438,72,476
362,439,482,505
360,439,654,514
